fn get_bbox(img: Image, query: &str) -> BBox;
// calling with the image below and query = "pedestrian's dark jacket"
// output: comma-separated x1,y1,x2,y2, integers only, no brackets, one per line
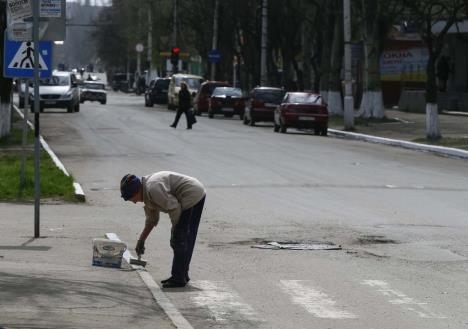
178,89,192,110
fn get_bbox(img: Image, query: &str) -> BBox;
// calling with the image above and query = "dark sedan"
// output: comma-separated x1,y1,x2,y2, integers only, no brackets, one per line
145,78,170,106
208,87,245,119
274,92,328,135
243,87,286,126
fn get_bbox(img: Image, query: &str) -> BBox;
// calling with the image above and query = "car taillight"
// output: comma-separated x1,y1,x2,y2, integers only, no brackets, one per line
252,100,264,108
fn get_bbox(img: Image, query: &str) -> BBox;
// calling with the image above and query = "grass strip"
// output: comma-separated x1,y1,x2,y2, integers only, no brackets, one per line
412,137,468,151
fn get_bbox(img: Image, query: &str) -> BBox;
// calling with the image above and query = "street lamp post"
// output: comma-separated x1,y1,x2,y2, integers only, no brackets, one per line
343,0,354,130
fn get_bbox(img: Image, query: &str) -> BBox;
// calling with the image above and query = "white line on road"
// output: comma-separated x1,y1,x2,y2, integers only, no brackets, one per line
362,280,446,319
279,280,357,319
106,233,194,329
189,280,262,323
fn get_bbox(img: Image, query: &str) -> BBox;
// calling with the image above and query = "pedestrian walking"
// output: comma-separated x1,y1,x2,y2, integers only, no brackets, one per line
170,82,196,129
120,171,206,288
437,55,451,92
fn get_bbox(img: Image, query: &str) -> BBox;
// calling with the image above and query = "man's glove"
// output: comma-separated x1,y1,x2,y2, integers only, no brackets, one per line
135,239,145,256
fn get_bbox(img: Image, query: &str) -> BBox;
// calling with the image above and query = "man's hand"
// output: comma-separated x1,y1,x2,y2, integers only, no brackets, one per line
135,239,145,256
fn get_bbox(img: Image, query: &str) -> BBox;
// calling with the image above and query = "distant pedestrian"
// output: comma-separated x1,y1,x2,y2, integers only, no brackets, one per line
437,55,451,92
120,172,206,288
170,82,195,129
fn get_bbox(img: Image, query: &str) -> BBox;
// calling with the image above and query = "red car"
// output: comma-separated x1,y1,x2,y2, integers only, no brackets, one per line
208,87,246,119
274,92,328,135
243,87,286,126
193,80,230,115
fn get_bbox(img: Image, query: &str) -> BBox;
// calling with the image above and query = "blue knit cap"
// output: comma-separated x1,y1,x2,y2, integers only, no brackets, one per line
120,174,142,200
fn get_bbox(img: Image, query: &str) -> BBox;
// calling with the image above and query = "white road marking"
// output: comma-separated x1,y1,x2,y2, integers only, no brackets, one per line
362,280,446,319
106,233,194,329
279,280,357,319
189,280,262,322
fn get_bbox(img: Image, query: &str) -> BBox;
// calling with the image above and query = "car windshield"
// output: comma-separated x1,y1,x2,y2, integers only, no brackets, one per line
39,75,70,86
203,83,227,94
288,93,322,104
83,83,105,90
155,80,170,88
255,89,285,103
212,87,242,97
175,77,202,89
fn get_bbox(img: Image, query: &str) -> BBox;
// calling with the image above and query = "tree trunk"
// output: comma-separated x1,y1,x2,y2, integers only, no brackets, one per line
359,0,384,119
425,54,441,139
327,0,344,115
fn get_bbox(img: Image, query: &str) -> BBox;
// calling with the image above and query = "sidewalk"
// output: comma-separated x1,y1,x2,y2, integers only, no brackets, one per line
0,203,176,329
328,110,468,158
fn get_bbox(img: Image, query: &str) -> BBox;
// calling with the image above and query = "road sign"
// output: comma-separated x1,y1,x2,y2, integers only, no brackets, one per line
208,49,221,63
6,0,66,41
3,37,52,78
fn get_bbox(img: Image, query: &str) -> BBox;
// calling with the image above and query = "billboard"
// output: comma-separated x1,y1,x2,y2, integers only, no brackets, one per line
380,47,428,82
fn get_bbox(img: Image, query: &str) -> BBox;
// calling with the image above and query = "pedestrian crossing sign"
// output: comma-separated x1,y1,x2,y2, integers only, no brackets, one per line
3,34,52,78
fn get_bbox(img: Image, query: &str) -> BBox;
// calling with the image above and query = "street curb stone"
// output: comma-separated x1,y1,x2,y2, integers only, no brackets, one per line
329,129,468,159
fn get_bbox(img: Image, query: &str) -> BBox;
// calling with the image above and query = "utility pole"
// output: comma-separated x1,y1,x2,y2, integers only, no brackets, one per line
260,0,268,86
172,0,178,73
343,0,354,130
147,0,153,80
210,0,219,80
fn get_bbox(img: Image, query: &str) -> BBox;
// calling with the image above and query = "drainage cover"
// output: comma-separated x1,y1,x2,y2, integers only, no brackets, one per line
251,241,341,250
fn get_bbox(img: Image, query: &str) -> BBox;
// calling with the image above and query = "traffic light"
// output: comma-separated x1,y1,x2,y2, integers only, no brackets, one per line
171,47,180,66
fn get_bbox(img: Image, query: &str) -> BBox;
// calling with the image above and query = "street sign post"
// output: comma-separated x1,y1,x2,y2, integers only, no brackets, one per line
208,49,221,63
3,36,53,78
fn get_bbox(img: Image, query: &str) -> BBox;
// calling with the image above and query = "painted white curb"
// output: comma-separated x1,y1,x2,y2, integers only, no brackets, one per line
106,233,194,329
329,129,468,159
13,105,86,201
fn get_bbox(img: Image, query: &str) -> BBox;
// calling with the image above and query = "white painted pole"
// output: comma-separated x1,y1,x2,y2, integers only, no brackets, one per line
343,0,354,130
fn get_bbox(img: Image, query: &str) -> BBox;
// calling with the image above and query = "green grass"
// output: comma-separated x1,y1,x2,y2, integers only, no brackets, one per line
412,137,468,151
0,120,80,202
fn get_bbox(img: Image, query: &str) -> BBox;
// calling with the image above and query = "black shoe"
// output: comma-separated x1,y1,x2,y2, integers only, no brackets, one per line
161,277,173,284
162,278,187,288
187,126,192,129
170,124,176,128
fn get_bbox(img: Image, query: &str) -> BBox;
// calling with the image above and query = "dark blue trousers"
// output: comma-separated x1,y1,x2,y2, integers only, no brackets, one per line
170,196,205,281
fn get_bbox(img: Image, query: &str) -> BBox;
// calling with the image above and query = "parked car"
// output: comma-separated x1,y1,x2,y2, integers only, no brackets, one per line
167,73,204,110
27,71,80,113
274,92,328,135
243,87,286,126
111,73,129,92
145,78,170,106
193,80,230,115
208,87,246,119
79,81,107,105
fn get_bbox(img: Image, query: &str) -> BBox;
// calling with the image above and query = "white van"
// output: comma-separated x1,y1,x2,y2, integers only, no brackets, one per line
167,73,204,109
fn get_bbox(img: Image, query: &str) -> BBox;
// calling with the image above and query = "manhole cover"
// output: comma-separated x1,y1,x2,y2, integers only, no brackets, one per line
251,241,341,250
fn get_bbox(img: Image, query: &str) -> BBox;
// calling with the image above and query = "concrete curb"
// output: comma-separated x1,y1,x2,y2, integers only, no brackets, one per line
13,105,86,201
329,129,468,159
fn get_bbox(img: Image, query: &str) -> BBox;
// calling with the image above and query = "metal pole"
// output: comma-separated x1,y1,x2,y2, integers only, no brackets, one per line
32,0,41,238
210,0,219,80
260,0,268,86
20,79,29,192
343,0,354,130
147,2,153,79
172,0,178,73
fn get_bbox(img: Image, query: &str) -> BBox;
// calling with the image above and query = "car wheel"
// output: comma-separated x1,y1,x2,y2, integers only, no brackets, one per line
280,119,287,133
274,123,280,132
224,113,234,118
243,115,249,125
39,107,44,113
67,104,74,113
101,100,106,105
314,128,320,135
239,113,244,120
320,126,328,136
